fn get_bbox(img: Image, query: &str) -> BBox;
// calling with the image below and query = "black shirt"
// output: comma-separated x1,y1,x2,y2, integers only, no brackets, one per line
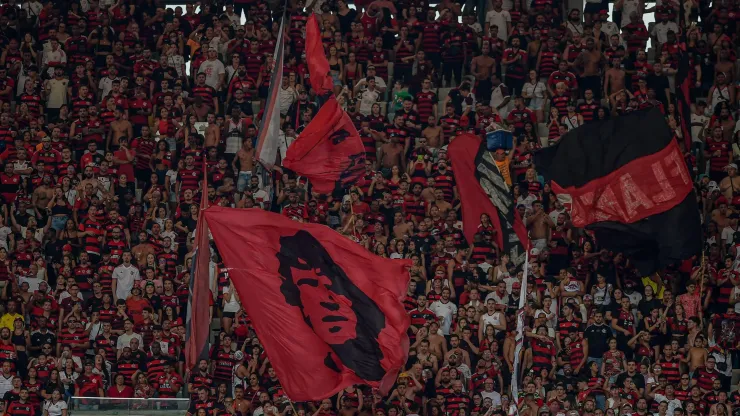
31,330,56,349
614,371,646,391
584,323,611,358
646,73,670,104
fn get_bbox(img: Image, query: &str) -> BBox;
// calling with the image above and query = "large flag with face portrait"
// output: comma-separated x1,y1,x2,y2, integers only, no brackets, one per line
203,207,411,401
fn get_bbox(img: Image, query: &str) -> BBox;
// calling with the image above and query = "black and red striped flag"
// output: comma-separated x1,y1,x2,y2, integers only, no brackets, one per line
534,108,701,274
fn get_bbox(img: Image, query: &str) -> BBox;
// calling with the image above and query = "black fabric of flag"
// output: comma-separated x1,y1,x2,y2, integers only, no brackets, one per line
534,108,702,275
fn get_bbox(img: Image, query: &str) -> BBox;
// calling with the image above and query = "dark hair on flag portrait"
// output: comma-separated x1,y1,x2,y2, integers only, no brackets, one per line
276,230,387,381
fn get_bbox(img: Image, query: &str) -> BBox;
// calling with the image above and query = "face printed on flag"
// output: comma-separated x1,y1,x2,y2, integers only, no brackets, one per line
204,208,411,400
276,230,386,380
278,250,358,344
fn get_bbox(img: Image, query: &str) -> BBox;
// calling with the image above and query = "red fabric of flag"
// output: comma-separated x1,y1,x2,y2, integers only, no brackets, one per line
306,14,334,95
185,170,212,369
283,96,365,194
203,207,411,401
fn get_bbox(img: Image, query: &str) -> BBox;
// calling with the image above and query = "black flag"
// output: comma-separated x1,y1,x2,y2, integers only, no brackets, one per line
534,109,701,274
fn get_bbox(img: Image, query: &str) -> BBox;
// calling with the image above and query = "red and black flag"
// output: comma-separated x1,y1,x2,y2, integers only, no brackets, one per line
282,96,365,194
185,165,212,369
280,13,365,194
448,133,529,269
534,108,701,275
202,207,411,401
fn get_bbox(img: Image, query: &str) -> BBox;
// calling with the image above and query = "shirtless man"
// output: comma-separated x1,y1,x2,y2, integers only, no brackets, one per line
471,43,497,99
720,164,740,200
32,175,54,213
132,231,156,266
527,200,555,251
426,320,447,360
78,168,99,193
574,37,605,100
232,386,251,416
379,137,404,171
421,178,437,202
204,113,221,149
427,189,452,217
604,56,626,97
711,199,730,229
422,115,444,149
715,49,735,85
392,211,413,239
412,335,439,372
107,107,133,151
233,139,255,193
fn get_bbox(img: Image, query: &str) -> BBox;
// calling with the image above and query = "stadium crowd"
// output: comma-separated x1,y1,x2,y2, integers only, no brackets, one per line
0,0,733,415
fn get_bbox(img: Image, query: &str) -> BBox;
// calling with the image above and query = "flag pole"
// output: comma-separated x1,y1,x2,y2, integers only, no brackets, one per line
509,241,529,416
698,251,706,297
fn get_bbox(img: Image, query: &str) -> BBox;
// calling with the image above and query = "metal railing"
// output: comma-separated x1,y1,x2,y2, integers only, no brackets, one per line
69,397,190,415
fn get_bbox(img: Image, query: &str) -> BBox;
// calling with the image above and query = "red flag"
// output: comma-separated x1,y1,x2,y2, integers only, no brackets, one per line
448,133,529,267
306,14,334,95
203,207,411,401
283,96,365,194
185,167,212,368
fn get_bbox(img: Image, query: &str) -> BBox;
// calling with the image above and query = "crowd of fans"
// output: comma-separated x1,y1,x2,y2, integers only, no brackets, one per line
0,0,734,415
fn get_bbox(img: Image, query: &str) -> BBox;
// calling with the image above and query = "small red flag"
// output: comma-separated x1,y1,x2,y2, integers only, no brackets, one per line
185,166,212,368
283,96,365,194
203,207,411,401
306,14,334,95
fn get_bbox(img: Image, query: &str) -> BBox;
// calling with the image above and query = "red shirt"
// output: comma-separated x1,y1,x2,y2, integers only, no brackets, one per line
107,385,134,398
113,148,136,183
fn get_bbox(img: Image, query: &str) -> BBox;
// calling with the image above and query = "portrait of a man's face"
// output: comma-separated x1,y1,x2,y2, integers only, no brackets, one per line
286,257,358,344
277,230,386,381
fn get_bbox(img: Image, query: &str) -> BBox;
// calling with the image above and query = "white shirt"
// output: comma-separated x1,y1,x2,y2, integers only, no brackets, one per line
167,54,186,78
601,21,620,38
198,59,226,90
429,299,457,335
112,263,140,300
0,225,11,250
278,86,296,115
692,113,709,143
651,21,679,45
20,275,43,292
223,285,241,313
358,88,380,116
722,225,736,246
278,130,295,161
116,332,143,350
41,47,67,77
43,400,68,416
21,1,42,18
98,76,119,100
652,394,681,416
620,0,641,27
45,77,69,108
0,374,13,397
482,390,502,408
485,9,511,41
